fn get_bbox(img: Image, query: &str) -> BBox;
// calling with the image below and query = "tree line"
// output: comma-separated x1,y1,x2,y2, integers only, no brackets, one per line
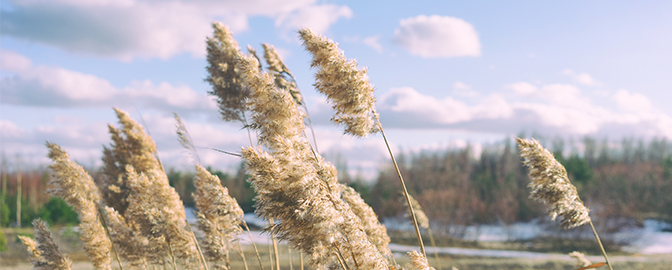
2,136,671,233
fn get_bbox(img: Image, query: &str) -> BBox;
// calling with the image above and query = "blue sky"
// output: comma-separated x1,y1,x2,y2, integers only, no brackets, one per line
1,0,671,177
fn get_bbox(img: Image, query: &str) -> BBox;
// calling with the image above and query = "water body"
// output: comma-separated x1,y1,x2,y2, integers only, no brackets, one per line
185,208,672,256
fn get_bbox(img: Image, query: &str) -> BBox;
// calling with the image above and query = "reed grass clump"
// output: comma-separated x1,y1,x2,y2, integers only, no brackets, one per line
237,53,388,269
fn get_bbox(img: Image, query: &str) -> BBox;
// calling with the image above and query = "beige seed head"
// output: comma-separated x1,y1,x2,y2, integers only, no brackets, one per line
402,193,430,229
298,28,380,137
46,143,112,270
101,108,162,215
341,185,392,259
262,43,303,105
26,219,73,270
193,164,244,268
406,250,435,270
516,137,591,229
569,251,592,267
206,22,250,123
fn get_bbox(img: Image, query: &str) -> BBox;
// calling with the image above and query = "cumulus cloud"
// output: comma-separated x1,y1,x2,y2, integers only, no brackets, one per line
376,84,672,138
612,89,654,114
1,0,350,60
393,15,481,58
0,50,216,112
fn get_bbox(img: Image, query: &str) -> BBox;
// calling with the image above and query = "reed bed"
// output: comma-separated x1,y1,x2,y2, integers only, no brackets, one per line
17,22,617,270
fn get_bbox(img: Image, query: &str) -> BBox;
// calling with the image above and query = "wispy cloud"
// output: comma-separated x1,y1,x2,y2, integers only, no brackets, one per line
393,15,481,58
0,50,216,114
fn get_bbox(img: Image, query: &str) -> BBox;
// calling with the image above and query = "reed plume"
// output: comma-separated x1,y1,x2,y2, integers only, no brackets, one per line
123,165,199,268
517,137,613,270
206,22,250,123
46,143,112,270
19,219,72,270
515,138,590,229
100,109,200,269
341,185,392,260
569,251,592,268
298,28,380,137
237,54,388,269
101,108,162,216
262,43,302,106
402,193,429,229
406,251,435,270
102,206,149,268
299,28,427,258
192,164,245,270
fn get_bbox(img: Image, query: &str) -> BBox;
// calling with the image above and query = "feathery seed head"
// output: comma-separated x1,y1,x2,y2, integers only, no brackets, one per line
206,22,250,123
298,28,380,137
402,193,430,229
406,250,435,270
569,251,592,268
341,185,392,260
46,143,112,270
516,137,591,229
101,108,161,215
25,219,73,270
192,164,244,268
262,43,303,105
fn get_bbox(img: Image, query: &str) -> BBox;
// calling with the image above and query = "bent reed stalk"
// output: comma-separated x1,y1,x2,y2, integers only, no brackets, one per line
517,138,613,270
299,28,427,260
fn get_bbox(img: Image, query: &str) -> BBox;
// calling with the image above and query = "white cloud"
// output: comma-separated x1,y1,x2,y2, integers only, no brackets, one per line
393,15,481,58
1,0,349,60
375,84,672,138
0,50,216,112
612,89,654,114
563,69,599,86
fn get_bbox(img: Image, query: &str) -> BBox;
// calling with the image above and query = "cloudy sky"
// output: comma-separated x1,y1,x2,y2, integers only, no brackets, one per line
1,0,671,177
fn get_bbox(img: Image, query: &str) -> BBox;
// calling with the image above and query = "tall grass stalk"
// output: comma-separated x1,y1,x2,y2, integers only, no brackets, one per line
381,128,426,258
589,221,613,270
